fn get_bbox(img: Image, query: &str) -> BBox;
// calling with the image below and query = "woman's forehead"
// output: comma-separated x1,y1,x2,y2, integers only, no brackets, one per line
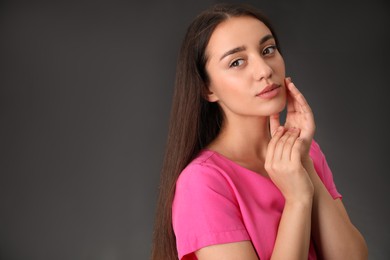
206,16,272,59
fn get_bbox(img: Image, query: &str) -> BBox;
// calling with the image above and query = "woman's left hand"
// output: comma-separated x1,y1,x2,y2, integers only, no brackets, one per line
270,77,316,160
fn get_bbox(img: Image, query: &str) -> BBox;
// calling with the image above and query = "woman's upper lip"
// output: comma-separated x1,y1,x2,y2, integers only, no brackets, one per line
257,83,281,95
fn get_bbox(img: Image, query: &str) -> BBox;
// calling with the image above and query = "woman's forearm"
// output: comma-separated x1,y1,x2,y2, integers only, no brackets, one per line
271,198,313,260
304,160,368,260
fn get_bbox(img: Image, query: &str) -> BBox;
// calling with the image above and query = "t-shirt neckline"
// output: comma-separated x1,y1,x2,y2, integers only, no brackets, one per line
201,148,271,180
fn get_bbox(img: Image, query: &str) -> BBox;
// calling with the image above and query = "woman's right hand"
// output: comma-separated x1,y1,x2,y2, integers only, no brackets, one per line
265,126,314,203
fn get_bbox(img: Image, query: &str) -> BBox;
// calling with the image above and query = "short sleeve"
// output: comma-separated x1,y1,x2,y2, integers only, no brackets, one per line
172,163,250,259
310,140,342,199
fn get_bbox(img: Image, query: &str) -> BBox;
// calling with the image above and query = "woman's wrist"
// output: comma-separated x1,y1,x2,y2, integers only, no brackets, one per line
285,194,314,207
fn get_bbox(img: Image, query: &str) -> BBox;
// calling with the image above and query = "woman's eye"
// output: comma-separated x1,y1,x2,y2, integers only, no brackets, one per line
262,45,277,56
230,59,244,68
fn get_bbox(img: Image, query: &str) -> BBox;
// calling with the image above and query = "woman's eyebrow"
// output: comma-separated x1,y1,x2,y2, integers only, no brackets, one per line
219,34,275,61
260,34,274,45
220,46,246,61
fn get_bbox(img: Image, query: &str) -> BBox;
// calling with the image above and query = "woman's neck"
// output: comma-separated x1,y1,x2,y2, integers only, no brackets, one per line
207,115,271,164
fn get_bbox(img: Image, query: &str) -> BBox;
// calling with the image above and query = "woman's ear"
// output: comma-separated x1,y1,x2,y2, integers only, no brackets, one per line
205,86,219,102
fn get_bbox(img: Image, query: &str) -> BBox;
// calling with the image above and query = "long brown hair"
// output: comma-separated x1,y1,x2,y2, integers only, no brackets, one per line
151,3,280,259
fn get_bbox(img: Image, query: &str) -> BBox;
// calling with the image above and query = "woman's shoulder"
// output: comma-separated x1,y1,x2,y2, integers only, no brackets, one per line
177,150,227,185
176,149,254,196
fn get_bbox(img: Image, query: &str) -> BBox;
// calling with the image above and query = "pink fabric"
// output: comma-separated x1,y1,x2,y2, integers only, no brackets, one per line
172,140,342,260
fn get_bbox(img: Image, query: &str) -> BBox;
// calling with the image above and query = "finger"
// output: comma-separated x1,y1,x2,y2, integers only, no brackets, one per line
274,129,292,161
291,137,304,163
286,82,302,113
286,81,312,113
282,128,300,161
285,78,296,112
266,126,285,162
269,114,281,137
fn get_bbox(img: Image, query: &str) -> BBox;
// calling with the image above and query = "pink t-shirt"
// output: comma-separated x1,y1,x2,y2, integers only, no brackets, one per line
172,140,342,260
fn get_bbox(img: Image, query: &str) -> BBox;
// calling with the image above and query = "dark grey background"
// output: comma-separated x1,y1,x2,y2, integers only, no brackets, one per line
1,0,389,259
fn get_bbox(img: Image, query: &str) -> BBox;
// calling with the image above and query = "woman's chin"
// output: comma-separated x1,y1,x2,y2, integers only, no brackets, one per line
269,98,287,115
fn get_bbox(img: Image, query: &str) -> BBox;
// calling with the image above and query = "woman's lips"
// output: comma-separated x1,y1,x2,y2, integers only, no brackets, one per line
256,84,281,99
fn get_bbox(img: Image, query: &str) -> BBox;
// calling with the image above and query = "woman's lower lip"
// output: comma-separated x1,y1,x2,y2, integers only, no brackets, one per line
256,87,281,99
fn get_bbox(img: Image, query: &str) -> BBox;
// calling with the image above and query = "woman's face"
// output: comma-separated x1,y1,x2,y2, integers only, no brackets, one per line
205,16,286,119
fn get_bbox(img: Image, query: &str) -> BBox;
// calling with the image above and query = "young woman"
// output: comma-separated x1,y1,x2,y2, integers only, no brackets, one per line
152,3,367,260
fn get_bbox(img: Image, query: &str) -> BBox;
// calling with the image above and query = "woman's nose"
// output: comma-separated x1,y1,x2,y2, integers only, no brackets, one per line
253,56,272,81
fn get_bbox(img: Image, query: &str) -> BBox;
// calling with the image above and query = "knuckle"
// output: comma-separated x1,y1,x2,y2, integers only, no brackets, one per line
270,163,278,172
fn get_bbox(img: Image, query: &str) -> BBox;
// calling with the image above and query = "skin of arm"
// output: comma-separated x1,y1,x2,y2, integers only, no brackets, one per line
270,192,313,260
303,158,368,260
